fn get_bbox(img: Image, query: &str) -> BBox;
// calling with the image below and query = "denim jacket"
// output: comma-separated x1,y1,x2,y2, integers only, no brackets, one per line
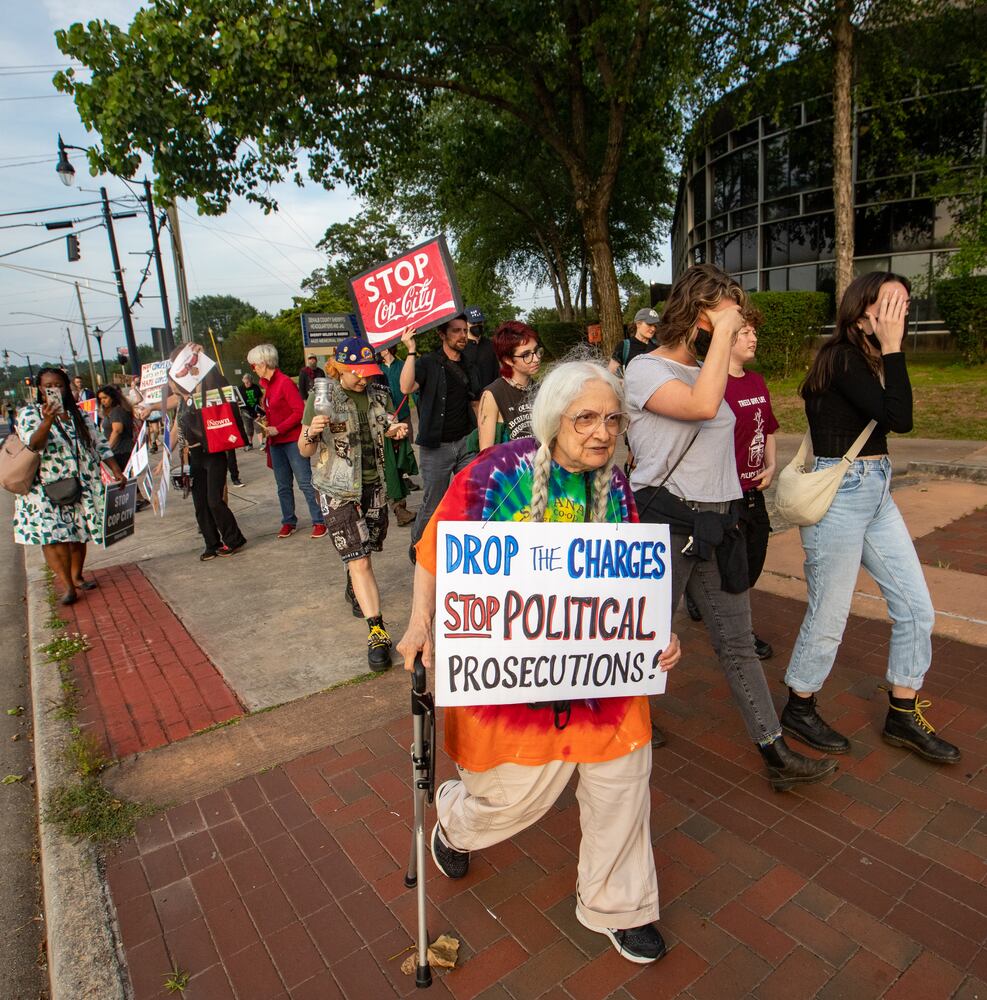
310,381,391,501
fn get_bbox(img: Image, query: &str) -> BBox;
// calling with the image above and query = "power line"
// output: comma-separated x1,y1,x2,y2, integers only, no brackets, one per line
0,200,105,219
0,159,56,170
0,263,119,295
0,95,70,102
0,222,103,260
0,262,115,284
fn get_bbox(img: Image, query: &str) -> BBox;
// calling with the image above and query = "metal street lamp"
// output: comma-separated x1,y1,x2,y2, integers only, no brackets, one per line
91,326,109,385
56,135,80,187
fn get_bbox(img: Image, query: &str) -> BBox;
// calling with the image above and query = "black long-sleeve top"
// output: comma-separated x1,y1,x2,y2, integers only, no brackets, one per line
805,346,913,457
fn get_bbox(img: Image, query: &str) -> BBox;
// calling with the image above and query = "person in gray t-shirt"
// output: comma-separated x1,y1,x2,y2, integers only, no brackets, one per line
626,263,836,794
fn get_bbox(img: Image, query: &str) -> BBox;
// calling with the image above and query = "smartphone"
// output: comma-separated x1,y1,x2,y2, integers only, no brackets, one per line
44,386,65,413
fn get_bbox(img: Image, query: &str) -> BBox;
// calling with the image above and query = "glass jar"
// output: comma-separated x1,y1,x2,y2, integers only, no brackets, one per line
312,378,333,417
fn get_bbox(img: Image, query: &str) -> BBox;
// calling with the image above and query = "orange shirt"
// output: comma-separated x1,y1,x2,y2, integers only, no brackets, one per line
416,439,651,772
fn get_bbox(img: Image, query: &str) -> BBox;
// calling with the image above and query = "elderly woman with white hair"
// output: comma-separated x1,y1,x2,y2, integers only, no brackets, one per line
246,343,327,539
397,359,681,966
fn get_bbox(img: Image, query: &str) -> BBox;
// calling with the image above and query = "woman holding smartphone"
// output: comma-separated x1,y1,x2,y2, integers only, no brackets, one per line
782,272,959,765
625,264,836,791
14,368,125,604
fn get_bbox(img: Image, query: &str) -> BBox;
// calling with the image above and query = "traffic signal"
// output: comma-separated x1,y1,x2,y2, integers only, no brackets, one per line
66,234,80,262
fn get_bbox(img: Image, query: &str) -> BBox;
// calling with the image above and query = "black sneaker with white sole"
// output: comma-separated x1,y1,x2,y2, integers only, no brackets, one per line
576,909,666,964
430,823,470,879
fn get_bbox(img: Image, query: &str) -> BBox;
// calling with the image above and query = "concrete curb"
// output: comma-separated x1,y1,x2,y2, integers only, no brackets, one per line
907,461,987,484
26,547,129,1000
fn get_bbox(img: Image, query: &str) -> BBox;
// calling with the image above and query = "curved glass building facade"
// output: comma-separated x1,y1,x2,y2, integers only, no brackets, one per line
671,78,986,335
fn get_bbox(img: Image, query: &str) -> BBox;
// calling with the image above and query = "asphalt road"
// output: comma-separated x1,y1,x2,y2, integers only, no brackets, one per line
0,490,48,999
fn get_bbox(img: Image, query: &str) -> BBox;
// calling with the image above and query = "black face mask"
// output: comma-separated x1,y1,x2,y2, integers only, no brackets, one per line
693,329,713,357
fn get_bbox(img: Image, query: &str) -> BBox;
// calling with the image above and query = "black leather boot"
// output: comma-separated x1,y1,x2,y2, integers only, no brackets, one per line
758,736,838,792
883,694,961,764
781,690,851,754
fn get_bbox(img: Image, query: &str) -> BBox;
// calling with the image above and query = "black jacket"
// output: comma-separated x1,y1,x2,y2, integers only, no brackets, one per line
413,350,481,449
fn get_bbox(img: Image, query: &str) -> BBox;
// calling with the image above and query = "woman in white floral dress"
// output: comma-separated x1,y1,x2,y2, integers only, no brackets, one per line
14,368,126,605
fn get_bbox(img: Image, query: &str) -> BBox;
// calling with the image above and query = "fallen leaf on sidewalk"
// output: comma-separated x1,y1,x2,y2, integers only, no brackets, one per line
400,935,461,975
6,706,24,716
2,774,25,784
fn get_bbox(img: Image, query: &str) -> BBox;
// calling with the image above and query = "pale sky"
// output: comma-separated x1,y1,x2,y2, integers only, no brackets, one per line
0,1,670,371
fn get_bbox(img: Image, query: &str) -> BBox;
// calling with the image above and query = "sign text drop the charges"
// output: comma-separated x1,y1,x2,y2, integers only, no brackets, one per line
435,521,672,707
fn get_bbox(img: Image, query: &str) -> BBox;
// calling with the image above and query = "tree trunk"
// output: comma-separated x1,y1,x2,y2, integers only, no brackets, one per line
832,0,855,303
578,195,622,354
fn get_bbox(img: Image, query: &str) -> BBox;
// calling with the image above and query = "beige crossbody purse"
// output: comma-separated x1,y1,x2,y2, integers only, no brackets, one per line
774,420,877,527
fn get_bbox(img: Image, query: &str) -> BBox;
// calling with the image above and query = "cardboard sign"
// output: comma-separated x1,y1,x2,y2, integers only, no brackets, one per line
434,521,672,707
349,235,463,349
102,480,138,547
139,360,171,392
300,312,361,349
169,344,216,394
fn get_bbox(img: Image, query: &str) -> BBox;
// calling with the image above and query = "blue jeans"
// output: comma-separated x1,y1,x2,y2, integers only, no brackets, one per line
411,435,475,544
785,457,934,694
269,440,324,527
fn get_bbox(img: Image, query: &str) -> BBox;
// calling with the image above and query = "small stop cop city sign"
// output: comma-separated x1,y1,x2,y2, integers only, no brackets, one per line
349,235,463,349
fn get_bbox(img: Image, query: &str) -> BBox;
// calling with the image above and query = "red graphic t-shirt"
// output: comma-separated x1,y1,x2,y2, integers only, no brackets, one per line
724,370,779,488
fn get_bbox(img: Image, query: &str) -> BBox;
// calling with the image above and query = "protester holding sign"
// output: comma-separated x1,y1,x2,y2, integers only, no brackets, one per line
13,368,126,604
298,337,410,670
246,343,327,540
625,264,837,792
166,345,247,561
397,360,681,966
399,317,481,547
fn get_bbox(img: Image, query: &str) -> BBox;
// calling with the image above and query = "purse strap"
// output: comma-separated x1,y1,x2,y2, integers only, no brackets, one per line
793,419,877,470
634,429,701,523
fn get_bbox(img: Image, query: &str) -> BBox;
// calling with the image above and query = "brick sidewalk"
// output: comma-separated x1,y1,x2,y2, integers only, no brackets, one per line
62,564,244,759
101,590,987,1000
913,507,987,577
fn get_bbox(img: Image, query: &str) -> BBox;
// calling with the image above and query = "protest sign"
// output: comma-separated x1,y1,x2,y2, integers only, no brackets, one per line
102,480,138,547
300,312,361,349
139,360,170,393
124,424,149,479
79,397,98,424
434,521,672,707
168,344,216,394
349,235,463,349
156,449,171,516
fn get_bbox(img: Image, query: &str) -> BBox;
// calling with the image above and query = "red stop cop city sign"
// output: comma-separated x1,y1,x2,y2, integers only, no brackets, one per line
349,235,464,350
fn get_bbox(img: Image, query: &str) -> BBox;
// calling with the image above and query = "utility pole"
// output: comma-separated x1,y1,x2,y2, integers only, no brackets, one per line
64,327,81,377
74,282,99,390
165,201,194,345
143,179,175,355
100,186,141,377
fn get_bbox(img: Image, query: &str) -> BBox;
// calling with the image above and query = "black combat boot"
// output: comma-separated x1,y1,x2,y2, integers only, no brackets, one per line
781,690,851,754
883,694,961,764
758,735,838,792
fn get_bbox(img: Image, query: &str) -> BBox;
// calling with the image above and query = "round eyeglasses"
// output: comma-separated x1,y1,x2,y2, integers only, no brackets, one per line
563,411,630,436
512,346,545,363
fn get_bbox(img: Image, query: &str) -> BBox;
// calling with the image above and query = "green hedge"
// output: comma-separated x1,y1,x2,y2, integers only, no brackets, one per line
747,291,830,378
935,277,987,365
531,321,588,359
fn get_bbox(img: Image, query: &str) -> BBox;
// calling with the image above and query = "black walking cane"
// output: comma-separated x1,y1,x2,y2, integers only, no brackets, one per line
404,655,436,988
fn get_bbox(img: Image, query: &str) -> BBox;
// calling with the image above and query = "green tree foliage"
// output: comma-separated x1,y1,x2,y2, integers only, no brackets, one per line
223,313,303,374
748,291,830,378
54,0,740,353
302,206,412,307
934,277,987,366
184,294,259,343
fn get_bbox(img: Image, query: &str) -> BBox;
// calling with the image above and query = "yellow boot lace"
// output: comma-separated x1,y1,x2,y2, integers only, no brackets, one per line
889,698,936,734
368,624,391,648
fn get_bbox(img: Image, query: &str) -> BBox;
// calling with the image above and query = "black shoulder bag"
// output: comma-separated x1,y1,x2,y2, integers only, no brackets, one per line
43,418,85,507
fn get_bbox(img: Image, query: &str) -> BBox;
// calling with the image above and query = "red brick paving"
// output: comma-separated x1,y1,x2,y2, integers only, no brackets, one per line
59,563,243,758
98,589,987,998
913,506,987,576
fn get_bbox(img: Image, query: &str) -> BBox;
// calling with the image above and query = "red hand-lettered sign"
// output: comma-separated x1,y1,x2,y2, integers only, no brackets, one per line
349,235,463,349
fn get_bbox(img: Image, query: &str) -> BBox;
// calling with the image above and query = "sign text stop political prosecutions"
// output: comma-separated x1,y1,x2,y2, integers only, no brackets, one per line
435,521,672,707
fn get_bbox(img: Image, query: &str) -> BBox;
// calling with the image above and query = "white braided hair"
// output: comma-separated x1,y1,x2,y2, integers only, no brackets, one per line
528,360,623,524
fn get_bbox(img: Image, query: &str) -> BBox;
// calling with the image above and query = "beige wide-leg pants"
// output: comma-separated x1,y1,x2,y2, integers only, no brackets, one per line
436,744,658,930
